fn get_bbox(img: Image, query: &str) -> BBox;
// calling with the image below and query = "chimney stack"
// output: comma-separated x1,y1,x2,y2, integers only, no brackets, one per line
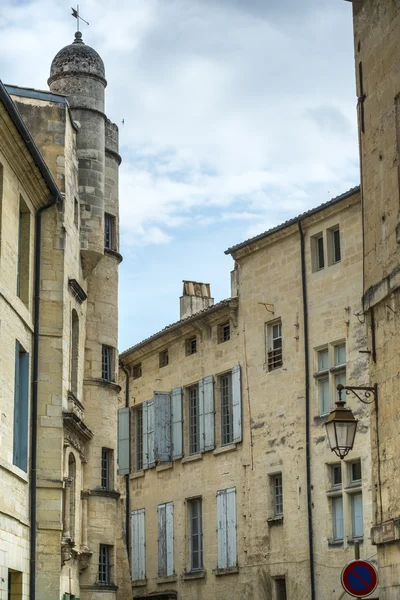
180,281,214,319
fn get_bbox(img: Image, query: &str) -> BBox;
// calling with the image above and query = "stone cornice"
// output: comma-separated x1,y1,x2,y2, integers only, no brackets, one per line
83,378,122,393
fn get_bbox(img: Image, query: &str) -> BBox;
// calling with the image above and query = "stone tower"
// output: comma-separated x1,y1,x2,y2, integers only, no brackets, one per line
48,32,123,598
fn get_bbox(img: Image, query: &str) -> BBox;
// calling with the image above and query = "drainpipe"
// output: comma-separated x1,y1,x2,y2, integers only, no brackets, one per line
120,362,131,563
298,220,316,600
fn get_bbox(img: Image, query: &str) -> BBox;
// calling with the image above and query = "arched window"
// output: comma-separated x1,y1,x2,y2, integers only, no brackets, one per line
69,453,76,541
71,310,79,395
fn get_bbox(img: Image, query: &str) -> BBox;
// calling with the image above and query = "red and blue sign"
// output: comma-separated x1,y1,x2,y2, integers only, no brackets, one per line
341,560,378,597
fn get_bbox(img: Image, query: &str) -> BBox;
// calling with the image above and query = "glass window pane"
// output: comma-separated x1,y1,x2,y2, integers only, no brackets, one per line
333,228,341,263
319,378,330,415
318,349,329,371
332,465,342,486
351,461,362,482
332,496,344,540
317,236,324,269
352,493,364,538
335,344,346,366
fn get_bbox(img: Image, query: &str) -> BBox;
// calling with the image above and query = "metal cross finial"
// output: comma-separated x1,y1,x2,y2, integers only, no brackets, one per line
71,5,89,33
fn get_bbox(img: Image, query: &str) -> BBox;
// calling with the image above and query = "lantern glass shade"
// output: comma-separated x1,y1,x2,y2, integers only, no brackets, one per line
325,403,358,459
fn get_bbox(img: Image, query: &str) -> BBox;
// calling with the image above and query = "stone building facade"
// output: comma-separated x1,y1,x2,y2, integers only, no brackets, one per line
349,1,400,598
118,188,377,599
0,32,128,600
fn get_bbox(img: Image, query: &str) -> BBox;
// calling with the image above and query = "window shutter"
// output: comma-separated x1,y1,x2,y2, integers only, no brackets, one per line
154,392,171,463
352,493,364,538
158,504,167,577
166,502,174,576
117,407,130,475
131,509,146,581
147,400,155,468
13,341,21,468
333,496,344,540
232,365,242,443
171,387,183,459
217,488,237,568
198,378,205,453
142,401,149,470
217,489,227,568
203,375,214,451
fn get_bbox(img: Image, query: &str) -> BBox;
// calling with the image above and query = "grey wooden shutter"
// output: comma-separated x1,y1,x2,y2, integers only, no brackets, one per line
232,365,242,443
117,407,130,475
217,488,237,568
158,502,174,577
142,401,149,470
154,392,171,463
131,509,146,581
171,387,183,459
203,375,215,451
147,400,155,468
198,378,205,453
13,341,29,472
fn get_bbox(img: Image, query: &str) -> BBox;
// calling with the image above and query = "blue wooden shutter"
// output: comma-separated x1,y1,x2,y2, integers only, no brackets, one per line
13,341,29,472
198,379,205,453
142,402,149,470
131,509,146,580
217,488,237,568
154,392,171,463
147,400,155,468
171,387,183,459
166,502,174,576
158,504,167,577
232,365,242,443
203,376,214,451
117,407,130,475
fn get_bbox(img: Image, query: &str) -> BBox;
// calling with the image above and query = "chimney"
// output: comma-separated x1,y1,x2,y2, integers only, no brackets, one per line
180,281,214,319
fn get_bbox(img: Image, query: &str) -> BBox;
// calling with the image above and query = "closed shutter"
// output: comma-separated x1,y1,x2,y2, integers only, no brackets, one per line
198,378,205,453
332,496,344,540
147,400,155,468
217,488,237,568
13,341,29,472
232,365,242,443
131,509,146,581
142,401,149,470
202,376,214,451
352,493,364,538
13,341,21,468
171,387,183,459
154,392,171,463
117,407,130,475
158,502,174,577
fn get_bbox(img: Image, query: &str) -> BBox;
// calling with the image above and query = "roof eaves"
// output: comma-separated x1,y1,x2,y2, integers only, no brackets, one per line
224,185,360,255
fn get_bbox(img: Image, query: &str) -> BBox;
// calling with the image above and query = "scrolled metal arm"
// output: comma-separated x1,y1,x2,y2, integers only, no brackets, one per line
337,384,377,405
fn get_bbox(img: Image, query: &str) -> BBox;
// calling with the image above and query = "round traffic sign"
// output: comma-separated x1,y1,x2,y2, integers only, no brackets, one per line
341,560,378,597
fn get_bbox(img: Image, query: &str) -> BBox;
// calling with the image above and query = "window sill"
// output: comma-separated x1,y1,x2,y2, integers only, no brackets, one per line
183,570,206,580
326,488,343,497
156,462,173,472
267,515,284,526
214,566,239,577
104,247,123,263
80,584,118,591
131,470,145,479
347,536,364,545
132,579,147,588
327,539,344,548
213,443,237,456
90,489,120,499
182,454,203,464
345,482,362,492
157,575,177,584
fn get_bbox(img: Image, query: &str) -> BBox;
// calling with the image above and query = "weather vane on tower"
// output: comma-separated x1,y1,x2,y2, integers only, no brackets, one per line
71,5,89,33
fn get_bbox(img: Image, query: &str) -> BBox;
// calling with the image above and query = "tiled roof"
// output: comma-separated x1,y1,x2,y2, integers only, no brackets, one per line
120,298,231,358
225,185,360,255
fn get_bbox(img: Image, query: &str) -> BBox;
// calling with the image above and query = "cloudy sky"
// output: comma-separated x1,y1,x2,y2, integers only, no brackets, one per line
0,0,359,351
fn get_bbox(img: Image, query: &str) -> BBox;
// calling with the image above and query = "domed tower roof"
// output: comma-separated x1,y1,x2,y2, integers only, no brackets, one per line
48,31,106,86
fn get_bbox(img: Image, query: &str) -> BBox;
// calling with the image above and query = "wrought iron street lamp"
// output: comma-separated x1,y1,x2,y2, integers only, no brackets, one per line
325,384,378,459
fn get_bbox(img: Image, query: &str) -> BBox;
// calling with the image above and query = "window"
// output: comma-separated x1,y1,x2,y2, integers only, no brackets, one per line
104,213,115,250
158,502,174,577
131,509,146,581
332,227,341,264
332,496,344,541
331,464,342,487
350,460,362,484
311,232,325,272
351,493,364,538
68,453,76,541
13,340,29,472
17,196,31,307
102,345,114,382
74,198,79,228
266,320,283,371
98,544,112,585
188,498,203,572
101,448,113,490
70,310,79,395
186,336,197,356
217,488,237,569
275,578,287,600
315,342,346,415
132,363,142,379
273,474,283,516
189,385,200,455
8,571,22,600
220,373,233,445
159,349,169,368
217,321,230,343
136,405,143,470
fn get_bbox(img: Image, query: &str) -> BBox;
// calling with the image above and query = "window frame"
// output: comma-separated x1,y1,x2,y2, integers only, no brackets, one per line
188,384,200,455
351,492,364,539
104,212,115,250
220,372,233,446
101,447,113,490
98,544,112,585
135,405,144,471
159,349,169,368
132,363,142,380
349,460,362,484
101,345,114,382
315,342,346,416
188,497,203,572
273,474,283,517
332,495,344,541
266,319,283,372
186,336,197,356
217,321,230,344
